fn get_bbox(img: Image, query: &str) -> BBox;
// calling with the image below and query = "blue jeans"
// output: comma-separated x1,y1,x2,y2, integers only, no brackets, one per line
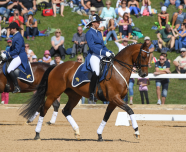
72,0,79,5
105,30,118,42
156,79,169,97
129,6,140,15
81,97,85,104
0,7,10,17
175,39,186,50
103,101,109,104
122,80,134,102
26,27,39,37
79,6,89,13
164,0,180,8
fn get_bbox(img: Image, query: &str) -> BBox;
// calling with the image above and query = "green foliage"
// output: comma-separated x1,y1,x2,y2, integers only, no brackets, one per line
1,0,186,104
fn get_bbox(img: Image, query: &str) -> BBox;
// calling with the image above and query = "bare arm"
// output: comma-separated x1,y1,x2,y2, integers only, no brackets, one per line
51,41,56,48
115,38,137,43
0,0,9,5
56,40,64,47
19,2,27,9
173,60,180,66
155,67,171,74
81,0,87,9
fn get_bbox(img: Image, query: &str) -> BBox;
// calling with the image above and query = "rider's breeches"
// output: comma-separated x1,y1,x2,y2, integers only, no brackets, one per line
90,54,101,76
7,56,21,73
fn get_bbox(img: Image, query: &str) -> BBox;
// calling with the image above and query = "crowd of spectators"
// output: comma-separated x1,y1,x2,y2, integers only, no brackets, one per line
1,0,186,105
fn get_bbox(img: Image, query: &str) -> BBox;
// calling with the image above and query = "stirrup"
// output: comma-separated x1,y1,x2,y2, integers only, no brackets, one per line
12,86,21,93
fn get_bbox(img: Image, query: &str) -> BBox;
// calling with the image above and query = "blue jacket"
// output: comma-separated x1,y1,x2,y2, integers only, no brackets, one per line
3,32,28,73
82,28,111,72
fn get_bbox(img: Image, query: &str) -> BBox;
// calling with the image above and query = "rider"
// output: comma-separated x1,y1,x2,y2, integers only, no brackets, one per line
1,22,28,93
82,14,114,102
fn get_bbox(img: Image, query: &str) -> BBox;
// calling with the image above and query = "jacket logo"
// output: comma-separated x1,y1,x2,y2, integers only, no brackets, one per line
75,77,79,82
27,74,31,79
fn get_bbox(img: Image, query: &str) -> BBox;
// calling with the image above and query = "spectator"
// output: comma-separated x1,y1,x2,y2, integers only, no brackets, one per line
7,0,22,17
164,0,180,8
38,58,43,62
25,43,35,62
128,0,140,18
157,6,169,29
157,24,175,52
52,0,65,17
173,48,186,73
154,54,171,105
118,12,132,39
115,0,122,15
43,50,52,64
99,0,116,37
32,55,38,62
77,0,90,16
161,50,171,63
70,26,87,59
50,29,66,60
117,0,130,21
25,11,39,40
104,19,118,45
19,0,37,18
1,91,9,104
171,5,186,30
6,38,12,50
140,0,153,17
50,53,64,65
172,23,186,53
7,9,24,39
89,0,104,15
144,36,154,68
69,0,79,8
137,78,150,104
76,54,86,104
115,38,137,52
0,0,10,23
0,16,2,41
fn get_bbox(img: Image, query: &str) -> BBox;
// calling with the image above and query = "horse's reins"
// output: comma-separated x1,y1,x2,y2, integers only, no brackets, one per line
102,44,151,89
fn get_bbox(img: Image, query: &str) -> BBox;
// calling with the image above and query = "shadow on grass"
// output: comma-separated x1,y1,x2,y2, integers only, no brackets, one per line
18,138,139,143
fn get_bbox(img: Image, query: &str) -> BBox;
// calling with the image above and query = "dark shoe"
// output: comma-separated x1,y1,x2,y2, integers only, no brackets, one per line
89,72,98,102
150,14,153,16
169,48,174,52
139,14,143,17
136,14,139,18
62,55,65,60
157,48,162,52
9,71,21,93
176,49,180,53
83,53,87,58
69,53,75,59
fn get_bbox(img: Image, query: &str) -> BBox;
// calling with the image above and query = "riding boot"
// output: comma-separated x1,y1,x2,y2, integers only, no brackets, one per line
89,72,98,102
9,71,21,93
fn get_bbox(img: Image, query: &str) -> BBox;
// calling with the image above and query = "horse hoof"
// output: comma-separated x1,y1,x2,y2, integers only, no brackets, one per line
74,128,80,140
97,134,103,142
133,133,140,140
45,121,52,126
25,120,31,125
34,132,41,141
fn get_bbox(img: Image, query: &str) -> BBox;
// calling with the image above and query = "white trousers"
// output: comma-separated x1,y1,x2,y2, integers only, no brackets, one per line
7,56,21,73
90,54,101,76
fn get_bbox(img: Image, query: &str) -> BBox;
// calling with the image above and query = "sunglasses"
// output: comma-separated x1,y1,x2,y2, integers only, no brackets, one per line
56,32,61,33
77,58,82,60
181,51,185,53
122,3,126,4
159,58,165,60
78,29,82,31
25,46,29,47
106,3,111,5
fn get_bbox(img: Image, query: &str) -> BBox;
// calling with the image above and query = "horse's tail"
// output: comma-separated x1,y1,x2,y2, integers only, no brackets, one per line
19,65,56,119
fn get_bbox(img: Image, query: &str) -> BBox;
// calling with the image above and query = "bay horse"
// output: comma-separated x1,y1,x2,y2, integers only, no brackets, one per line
20,42,151,141
0,62,50,93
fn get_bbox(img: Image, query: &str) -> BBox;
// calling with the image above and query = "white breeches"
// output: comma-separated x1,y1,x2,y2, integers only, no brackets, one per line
90,54,101,76
7,56,21,73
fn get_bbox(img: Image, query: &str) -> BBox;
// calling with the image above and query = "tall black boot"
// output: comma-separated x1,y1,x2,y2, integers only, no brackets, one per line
89,72,98,102
9,71,21,93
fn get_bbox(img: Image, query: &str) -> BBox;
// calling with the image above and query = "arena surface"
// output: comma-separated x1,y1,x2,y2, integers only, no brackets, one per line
0,104,186,152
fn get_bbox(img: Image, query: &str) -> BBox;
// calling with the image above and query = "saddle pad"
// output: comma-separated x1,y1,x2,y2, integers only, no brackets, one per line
18,62,34,83
72,63,108,87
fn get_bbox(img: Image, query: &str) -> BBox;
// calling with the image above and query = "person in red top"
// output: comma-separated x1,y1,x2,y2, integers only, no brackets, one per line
6,9,24,40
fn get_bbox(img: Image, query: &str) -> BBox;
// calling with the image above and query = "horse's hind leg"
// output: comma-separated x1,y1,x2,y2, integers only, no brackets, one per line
113,95,140,139
97,102,116,141
62,90,82,140
34,97,56,140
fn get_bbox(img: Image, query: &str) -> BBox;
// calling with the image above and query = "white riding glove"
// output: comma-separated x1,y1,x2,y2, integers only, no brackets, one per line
106,52,111,57
1,53,6,60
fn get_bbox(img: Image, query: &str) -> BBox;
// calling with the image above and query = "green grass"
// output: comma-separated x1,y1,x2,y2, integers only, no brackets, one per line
1,0,186,104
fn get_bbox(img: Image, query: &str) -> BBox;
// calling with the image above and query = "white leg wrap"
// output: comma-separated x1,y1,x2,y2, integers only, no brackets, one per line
29,112,39,122
66,115,79,131
50,111,58,124
35,116,44,133
97,120,106,135
130,114,138,129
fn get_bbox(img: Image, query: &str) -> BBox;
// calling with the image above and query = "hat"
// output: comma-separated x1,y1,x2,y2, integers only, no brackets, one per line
161,6,167,12
7,39,12,43
90,7,96,12
144,36,150,40
161,50,167,55
86,14,105,28
180,48,186,52
32,55,37,59
54,53,61,57
44,50,51,56
6,22,22,30
28,11,33,16
165,24,170,29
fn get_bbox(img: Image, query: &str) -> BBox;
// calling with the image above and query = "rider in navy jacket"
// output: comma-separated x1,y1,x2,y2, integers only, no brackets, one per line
1,22,28,93
82,14,114,102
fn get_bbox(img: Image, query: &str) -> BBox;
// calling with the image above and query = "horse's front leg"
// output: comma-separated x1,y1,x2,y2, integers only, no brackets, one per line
97,102,116,141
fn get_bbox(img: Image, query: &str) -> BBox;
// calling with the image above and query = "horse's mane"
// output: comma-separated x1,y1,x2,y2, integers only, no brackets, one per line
115,43,142,57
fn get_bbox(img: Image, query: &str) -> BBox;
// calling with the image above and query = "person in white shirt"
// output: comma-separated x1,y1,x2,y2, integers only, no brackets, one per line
115,38,137,52
118,0,130,21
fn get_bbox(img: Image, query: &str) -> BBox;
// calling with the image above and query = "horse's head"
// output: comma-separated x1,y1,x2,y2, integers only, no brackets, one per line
132,42,151,77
